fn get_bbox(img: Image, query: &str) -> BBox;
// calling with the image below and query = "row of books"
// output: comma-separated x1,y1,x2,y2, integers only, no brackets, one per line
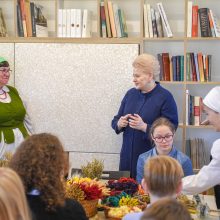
187,2,220,37
144,2,172,38
17,0,48,37
185,92,206,126
157,53,184,82
100,0,128,38
186,138,209,169
58,9,91,38
186,53,212,82
0,8,8,37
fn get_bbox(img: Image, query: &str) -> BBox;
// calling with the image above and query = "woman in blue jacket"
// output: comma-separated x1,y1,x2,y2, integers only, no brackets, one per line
111,53,178,178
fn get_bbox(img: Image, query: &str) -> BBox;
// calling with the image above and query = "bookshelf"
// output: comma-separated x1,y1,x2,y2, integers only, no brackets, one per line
0,0,220,170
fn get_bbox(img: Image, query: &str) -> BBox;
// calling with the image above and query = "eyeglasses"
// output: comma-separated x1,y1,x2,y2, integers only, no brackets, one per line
0,68,12,74
152,134,174,143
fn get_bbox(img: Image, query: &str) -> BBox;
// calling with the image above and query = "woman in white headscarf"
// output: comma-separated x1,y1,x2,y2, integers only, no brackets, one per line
182,86,220,194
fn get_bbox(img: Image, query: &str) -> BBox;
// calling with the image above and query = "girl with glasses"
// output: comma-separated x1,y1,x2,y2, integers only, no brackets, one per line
0,56,33,159
136,117,193,184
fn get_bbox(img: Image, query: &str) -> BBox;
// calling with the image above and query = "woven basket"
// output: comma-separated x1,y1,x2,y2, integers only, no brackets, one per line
80,199,98,218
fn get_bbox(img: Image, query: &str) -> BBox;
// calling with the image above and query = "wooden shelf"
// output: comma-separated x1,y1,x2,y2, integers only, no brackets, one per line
0,37,141,44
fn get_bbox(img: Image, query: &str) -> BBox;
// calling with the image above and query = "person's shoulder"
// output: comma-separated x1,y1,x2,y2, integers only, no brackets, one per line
211,139,220,156
156,83,173,96
126,88,139,95
62,198,88,220
139,149,153,160
176,149,191,163
6,85,19,94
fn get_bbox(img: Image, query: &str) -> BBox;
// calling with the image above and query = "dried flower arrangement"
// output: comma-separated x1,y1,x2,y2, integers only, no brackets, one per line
81,159,104,180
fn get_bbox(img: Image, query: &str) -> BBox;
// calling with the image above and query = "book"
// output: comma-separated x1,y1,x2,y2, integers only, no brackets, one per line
62,9,67,37
194,96,201,126
197,53,205,82
208,9,215,37
104,0,112,38
57,9,62,37
112,3,121,38
146,4,153,38
143,4,149,38
194,53,200,82
151,7,158,38
30,2,36,37
180,55,184,81
19,0,27,37
207,55,212,81
198,8,211,37
82,9,92,38
75,9,82,38
155,11,164,37
171,56,177,81
17,4,24,37
66,9,71,38
100,1,107,38
162,53,170,81
210,9,220,37
187,1,192,37
108,1,117,38
35,4,48,37
157,2,173,38
185,89,189,125
186,53,191,81
0,8,8,37
118,9,128,38
191,5,198,37
70,9,76,38
157,53,163,81
24,0,32,37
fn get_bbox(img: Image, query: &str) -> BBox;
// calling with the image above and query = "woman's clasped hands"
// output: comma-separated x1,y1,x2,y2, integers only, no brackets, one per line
117,114,147,132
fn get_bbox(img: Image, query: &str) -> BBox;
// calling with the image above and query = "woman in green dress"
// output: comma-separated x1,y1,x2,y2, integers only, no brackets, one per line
0,56,33,158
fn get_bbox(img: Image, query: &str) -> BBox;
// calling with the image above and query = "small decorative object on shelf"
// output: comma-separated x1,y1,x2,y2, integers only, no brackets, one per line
0,152,12,167
65,176,110,217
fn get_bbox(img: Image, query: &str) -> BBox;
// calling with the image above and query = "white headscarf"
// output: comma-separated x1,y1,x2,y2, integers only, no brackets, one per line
203,86,220,113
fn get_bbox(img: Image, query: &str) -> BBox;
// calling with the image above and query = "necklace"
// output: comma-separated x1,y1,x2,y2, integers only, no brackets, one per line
0,91,7,100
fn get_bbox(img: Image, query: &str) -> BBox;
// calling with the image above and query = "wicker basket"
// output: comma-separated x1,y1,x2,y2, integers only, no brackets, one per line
80,199,98,218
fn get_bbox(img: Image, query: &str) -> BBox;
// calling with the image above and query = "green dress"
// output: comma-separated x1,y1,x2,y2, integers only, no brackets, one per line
0,85,28,156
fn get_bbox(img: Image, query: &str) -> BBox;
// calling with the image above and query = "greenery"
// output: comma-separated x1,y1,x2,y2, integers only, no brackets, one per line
81,159,104,180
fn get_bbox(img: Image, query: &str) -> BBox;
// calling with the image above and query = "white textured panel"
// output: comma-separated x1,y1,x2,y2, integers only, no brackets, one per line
69,152,120,171
0,43,14,86
15,43,138,154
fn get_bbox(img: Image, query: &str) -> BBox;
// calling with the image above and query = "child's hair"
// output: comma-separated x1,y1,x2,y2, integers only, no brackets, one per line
0,167,31,220
150,117,176,137
144,155,183,197
141,197,191,220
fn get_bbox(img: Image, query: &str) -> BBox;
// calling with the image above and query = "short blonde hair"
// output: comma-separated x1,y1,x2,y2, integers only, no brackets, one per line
144,155,183,197
132,53,160,79
141,198,191,220
0,167,31,220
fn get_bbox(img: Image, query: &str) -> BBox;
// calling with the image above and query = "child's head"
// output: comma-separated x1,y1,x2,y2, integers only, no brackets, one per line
141,197,191,220
142,155,183,197
150,117,176,155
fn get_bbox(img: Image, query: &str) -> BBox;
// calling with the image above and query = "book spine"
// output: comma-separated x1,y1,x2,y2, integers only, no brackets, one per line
155,11,164,37
70,9,76,38
146,4,153,38
19,0,27,37
75,9,82,38
194,53,200,81
208,9,215,37
24,0,32,37
171,56,177,81
104,0,112,38
197,52,205,82
58,9,62,37
62,9,67,37
100,1,107,38
186,89,189,125
157,2,173,37
157,53,163,81
66,9,71,38
162,53,170,81
187,1,192,37
210,9,220,37
180,55,184,81
198,8,212,37
82,9,91,38
194,96,201,126
107,1,117,38
151,8,158,38
191,5,198,37
112,3,121,38
208,55,212,81
30,2,36,37
190,53,197,81
143,4,149,38
17,4,24,37
186,53,191,81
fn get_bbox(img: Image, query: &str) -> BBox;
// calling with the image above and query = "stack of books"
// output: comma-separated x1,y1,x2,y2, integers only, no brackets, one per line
186,52,212,82
57,9,91,38
144,2,172,38
100,0,128,38
187,2,220,37
17,0,48,37
157,53,184,81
